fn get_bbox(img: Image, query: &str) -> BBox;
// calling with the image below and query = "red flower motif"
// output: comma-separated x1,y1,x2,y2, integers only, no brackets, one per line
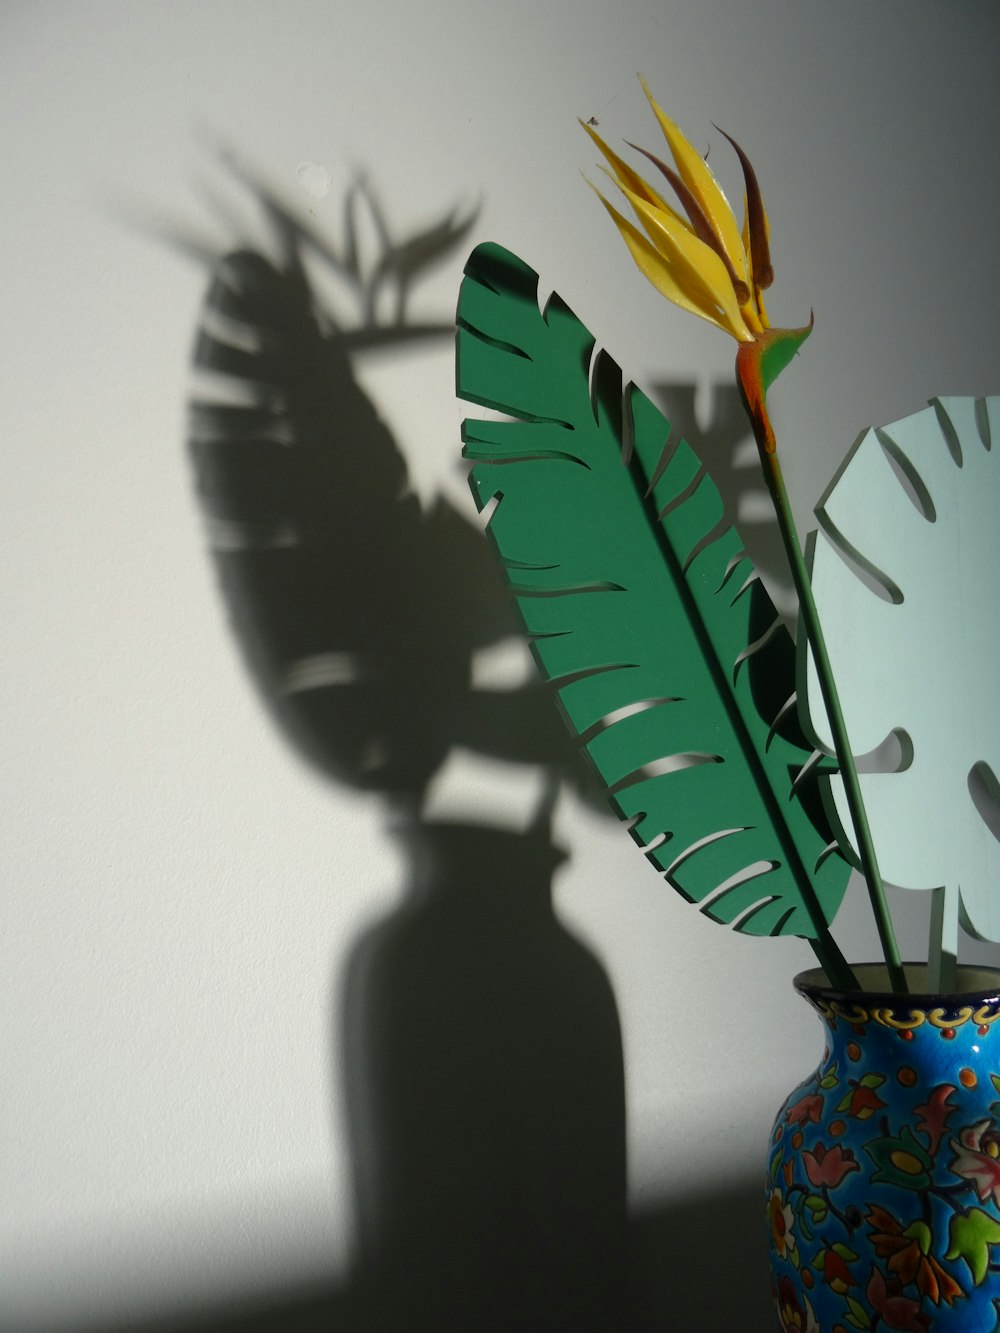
786,1093,823,1126
949,1120,1000,1206
866,1265,932,1331
802,1141,860,1189
819,1245,856,1294
845,1083,886,1120
914,1083,957,1156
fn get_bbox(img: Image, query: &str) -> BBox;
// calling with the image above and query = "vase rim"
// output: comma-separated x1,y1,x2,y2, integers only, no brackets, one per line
794,962,1000,1006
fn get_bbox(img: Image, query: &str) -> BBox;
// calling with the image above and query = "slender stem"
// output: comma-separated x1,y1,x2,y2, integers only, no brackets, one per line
808,924,859,993
928,884,958,992
761,450,907,993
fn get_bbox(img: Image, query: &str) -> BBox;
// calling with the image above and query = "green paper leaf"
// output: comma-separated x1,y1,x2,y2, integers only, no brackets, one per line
457,243,850,939
803,395,1000,948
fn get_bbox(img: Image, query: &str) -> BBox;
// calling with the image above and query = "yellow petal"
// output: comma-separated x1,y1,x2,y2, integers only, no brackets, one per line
610,174,750,341
579,119,681,221
585,179,750,341
638,75,748,288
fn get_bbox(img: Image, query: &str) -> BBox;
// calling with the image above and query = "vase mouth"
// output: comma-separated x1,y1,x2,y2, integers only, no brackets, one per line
794,962,1000,1006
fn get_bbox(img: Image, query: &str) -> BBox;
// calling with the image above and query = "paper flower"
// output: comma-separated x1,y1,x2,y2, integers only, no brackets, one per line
582,82,904,991
582,76,811,462
582,76,769,343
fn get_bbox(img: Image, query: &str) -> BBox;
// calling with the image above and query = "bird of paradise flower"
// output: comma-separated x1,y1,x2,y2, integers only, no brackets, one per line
582,78,905,993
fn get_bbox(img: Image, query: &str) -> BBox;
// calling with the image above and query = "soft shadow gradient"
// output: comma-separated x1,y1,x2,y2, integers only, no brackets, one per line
183,161,628,1332
79,163,778,1333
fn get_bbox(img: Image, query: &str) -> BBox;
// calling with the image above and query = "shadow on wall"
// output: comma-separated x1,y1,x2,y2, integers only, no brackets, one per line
91,163,777,1333
87,1180,775,1333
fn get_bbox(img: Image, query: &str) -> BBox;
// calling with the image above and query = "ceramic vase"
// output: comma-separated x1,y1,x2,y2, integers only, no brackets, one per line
767,965,1000,1332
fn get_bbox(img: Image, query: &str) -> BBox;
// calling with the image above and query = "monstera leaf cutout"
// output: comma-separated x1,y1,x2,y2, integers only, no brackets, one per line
457,242,850,941
802,395,1000,958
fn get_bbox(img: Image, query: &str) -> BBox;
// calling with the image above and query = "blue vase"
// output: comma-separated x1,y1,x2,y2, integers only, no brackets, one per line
767,965,1000,1332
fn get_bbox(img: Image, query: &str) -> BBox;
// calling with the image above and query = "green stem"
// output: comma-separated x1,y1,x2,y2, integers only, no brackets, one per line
762,450,906,994
808,923,859,993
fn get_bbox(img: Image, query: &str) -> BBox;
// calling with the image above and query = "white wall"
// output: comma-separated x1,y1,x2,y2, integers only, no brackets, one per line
4,2,999,1328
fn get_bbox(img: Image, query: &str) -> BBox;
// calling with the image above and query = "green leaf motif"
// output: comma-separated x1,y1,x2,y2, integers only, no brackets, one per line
845,1294,872,1329
903,1219,932,1255
457,242,850,939
833,1242,859,1262
946,1207,1000,1286
865,1124,934,1191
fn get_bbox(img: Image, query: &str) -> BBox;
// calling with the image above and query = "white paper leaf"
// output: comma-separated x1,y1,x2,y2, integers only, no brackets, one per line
802,395,1000,944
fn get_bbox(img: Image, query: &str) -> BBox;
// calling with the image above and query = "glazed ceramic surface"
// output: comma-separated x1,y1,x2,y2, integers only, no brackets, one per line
767,966,1000,1332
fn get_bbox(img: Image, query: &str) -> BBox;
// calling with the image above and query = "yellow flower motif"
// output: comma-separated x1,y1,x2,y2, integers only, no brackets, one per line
582,76,774,344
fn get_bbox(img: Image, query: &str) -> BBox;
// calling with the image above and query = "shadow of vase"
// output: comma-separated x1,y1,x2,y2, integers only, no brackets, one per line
175,166,630,1332
342,815,628,1333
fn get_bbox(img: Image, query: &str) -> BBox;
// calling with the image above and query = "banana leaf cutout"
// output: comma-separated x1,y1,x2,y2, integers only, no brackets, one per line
457,242,850,939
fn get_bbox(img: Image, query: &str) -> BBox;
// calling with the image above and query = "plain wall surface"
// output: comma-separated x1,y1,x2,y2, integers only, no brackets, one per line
4,2,1000,1328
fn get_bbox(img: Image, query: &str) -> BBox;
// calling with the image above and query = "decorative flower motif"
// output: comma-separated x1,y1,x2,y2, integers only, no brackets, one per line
785,1092,824,1127
836,1075,887,1121
866,1266,932,1332
949,1120,1000,1206
775,1275,820,1333
769,1187,796,1260
914,1083,957,1156
866,1205,964,1307
848,1085,886,1118
815,1243,857,1295
866,1124,934,1191
802,1141,860,1189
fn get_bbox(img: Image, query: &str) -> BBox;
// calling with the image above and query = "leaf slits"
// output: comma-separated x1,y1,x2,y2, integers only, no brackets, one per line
457,242,850,939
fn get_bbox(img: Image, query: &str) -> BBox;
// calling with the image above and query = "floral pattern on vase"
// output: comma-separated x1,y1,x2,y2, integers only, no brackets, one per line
767,966,1000,1332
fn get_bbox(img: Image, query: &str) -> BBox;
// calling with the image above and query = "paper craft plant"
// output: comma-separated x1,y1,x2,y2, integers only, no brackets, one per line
803,396,1000,981
455,78,1000,993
